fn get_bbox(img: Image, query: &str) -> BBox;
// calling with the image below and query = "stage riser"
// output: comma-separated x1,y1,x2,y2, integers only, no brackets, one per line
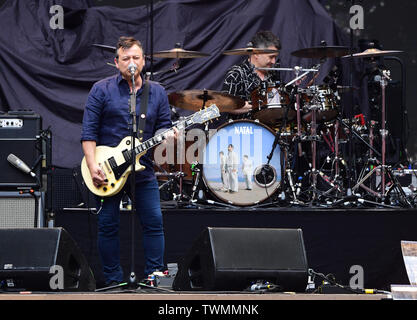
55,208,416,290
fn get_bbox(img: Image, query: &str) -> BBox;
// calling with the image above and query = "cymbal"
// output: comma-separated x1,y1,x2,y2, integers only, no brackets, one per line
223,47,279,56
342,48,403,58
93,43,156,61
168,90,245,112
336,85,359,93
152,48,210,59
291,46,350,59
92,43,116,53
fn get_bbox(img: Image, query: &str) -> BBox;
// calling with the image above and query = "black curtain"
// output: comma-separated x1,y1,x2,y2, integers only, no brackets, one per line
0,0,348,168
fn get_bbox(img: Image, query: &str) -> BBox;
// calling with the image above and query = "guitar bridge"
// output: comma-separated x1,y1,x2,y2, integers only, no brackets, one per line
103,160,112,174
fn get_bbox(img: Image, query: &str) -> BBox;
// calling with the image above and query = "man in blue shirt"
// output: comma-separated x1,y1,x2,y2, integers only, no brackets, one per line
81,36,172,287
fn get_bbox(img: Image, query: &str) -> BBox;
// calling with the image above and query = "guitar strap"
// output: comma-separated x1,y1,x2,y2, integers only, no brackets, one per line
137,80,150,142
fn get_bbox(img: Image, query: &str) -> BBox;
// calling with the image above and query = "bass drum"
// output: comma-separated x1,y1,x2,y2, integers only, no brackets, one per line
202,120,282,206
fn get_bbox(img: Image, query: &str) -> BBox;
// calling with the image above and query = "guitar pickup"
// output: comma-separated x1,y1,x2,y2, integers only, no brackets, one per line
122,149,132,162
108,157,117,170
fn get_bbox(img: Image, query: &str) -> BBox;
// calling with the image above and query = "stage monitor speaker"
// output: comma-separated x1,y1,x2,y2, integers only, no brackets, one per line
0,112,42,189
0,227,96,291
172,227,309,292
0,191,44,228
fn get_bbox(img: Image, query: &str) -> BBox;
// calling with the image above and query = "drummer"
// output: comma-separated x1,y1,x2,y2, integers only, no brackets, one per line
222,30,281,119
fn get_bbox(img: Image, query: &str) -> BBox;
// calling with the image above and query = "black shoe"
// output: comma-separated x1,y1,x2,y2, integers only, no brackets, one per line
96,281,126,292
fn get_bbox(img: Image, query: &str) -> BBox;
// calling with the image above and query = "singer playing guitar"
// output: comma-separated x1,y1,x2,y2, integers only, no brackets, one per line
81,36,176,288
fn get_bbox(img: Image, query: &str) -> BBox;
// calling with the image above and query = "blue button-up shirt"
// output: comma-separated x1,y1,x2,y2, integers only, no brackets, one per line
81,73,172,183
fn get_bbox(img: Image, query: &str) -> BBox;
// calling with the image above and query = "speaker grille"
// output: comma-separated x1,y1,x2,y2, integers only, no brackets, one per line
173,227,309,292
0,192,42,228
210,228,307,271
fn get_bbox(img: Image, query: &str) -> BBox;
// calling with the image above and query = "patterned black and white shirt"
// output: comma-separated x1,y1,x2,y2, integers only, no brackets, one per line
222,58,262,102
221,58,279,119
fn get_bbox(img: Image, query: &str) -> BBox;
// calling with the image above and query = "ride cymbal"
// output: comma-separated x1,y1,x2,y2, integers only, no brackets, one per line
223,47,279,56
291,46,350,59
152,48,210,59
168,90,245,112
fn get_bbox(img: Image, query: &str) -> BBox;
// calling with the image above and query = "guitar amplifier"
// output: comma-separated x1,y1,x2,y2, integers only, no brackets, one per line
0,191,45,228
0,111,43,190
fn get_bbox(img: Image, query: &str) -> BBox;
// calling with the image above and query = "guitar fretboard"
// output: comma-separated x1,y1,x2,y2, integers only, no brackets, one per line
131,114,196,157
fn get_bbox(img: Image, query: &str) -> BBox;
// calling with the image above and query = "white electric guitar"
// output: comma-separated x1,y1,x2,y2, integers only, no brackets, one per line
81,104,220,197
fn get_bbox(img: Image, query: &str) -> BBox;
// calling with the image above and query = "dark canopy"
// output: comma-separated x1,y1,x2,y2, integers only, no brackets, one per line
0,0,348,168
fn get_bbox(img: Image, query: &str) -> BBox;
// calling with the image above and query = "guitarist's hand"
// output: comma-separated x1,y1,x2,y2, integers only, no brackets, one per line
163,127,179,145
89,163,107,187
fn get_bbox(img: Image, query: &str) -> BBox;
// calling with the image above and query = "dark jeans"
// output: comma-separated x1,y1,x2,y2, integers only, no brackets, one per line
96,178,164,284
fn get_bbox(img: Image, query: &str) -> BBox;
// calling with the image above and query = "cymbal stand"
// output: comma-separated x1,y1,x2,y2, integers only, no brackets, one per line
318,120,345,198
283,66,320,203
352,71,390,199
308,95,320,202
353,120,378,195
264,90,291,204
352,69,411,206
176,127,186,201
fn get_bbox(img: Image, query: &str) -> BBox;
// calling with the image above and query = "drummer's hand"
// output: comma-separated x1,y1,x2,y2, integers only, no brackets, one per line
228,101,252,115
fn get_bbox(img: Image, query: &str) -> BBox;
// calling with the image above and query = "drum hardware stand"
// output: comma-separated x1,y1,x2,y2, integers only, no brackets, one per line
350,69,412,207
280,65,320,205
306,99,321,203
317,120,346,199
351,70,389,199
262,87,302,206
189,161,201,201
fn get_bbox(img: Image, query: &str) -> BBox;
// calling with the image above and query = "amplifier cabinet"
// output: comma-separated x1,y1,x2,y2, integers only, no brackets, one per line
0,191,45,228
0,112,42,189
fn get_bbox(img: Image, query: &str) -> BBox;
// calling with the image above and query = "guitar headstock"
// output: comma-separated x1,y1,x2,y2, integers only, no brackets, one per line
192,104,220,124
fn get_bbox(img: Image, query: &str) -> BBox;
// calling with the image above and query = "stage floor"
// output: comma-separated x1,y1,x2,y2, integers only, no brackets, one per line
0,292,389,301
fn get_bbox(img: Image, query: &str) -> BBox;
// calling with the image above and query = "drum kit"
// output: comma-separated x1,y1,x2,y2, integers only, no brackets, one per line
94,42,410,208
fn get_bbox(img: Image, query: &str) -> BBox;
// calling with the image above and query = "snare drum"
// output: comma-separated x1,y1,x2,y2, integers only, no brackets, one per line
251,83,295,126
202,120,282,206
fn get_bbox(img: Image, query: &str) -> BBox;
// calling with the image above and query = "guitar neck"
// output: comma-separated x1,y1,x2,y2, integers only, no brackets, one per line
132,114,195,156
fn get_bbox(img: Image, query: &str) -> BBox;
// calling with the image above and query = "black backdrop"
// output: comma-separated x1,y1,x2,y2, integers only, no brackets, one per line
0,0,347,168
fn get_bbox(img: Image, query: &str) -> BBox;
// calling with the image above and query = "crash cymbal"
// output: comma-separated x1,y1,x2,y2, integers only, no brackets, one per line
223,47,279,56
342,48,403,58
168,90,245,112
152,48,210,59
291,46,350,59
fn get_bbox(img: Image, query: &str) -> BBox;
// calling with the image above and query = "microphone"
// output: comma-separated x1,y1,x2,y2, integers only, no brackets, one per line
7,153,36,177
128,62,137,75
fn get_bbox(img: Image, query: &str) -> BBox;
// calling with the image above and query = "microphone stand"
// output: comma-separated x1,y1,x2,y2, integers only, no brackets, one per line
128,70,138,288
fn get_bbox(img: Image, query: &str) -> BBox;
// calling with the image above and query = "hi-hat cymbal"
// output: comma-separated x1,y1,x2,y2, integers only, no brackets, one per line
152,48,210,59
291,46,350,59
168,90,245,112
223,47,279,56
342,48,403,58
